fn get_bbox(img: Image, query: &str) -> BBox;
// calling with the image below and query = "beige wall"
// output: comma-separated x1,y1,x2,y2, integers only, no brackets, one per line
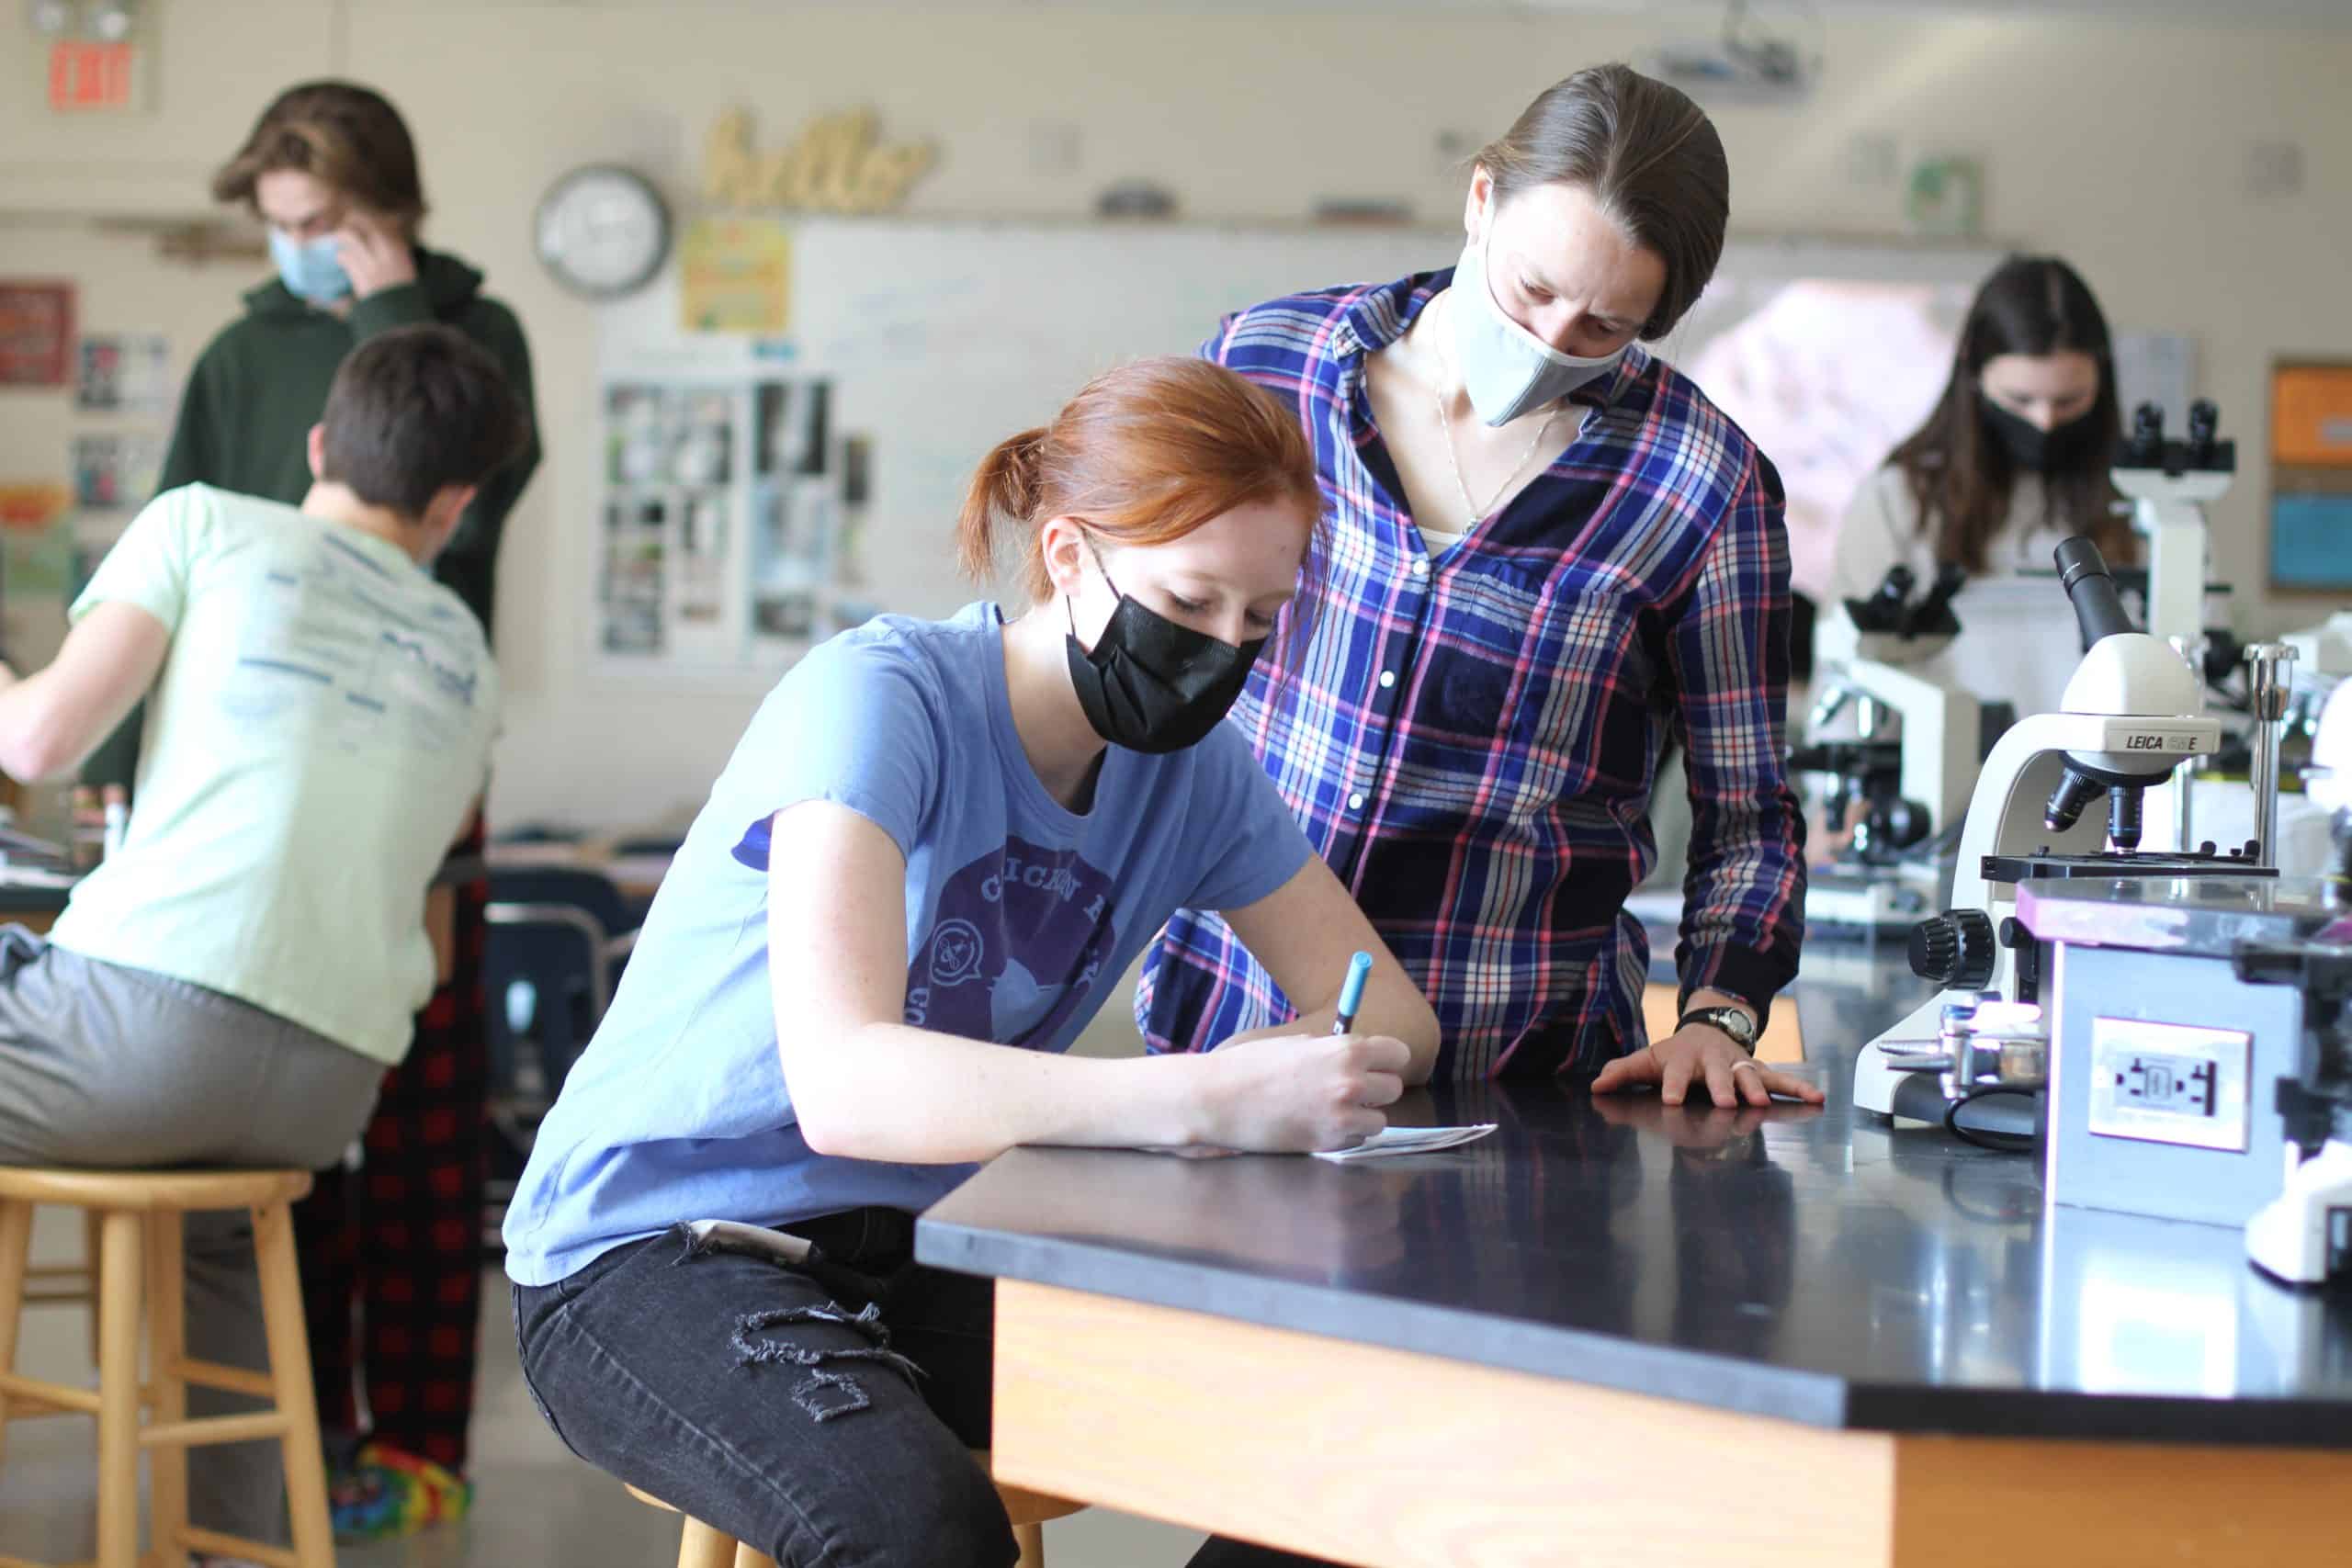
3,2,2348,829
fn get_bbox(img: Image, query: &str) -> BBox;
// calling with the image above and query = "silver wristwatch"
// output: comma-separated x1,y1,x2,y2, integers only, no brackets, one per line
1679,1005,1758,1053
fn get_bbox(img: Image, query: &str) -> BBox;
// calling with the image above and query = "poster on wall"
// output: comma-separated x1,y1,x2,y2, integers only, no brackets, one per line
679,219,792,335
2,513,76,601
0,483,71,531
72,433,162,512
0,281,74,387
2272,364,2352,468
2270,491,2352,592
76,333,174,412
2268,361,2352,593
597,369,874,667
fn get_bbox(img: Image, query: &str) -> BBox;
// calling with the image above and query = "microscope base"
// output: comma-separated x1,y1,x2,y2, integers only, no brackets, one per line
1853,995,1951,1118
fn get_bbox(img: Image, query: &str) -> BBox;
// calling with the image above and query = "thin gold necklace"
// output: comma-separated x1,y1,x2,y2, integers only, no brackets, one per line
1429,292,1559,525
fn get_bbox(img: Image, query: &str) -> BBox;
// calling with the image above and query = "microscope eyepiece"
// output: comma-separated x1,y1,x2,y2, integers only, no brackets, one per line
2053,538,2138,647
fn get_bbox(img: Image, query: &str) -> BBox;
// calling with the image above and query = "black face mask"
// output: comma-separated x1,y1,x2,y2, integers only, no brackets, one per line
1064,548,1266,754
1979,392,2102,474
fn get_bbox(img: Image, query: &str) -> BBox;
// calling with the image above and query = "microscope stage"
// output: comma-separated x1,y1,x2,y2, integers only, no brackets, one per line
1979,850,2278,886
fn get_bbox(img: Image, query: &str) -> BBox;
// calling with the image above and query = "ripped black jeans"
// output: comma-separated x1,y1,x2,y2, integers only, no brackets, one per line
514,1210,1018,1568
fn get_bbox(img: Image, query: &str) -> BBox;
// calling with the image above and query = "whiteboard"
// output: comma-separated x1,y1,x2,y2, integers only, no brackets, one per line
603,217,1453,628
597,218,2018,644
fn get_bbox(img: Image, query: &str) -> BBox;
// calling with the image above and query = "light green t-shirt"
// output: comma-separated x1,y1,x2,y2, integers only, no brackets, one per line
51,484,499,1065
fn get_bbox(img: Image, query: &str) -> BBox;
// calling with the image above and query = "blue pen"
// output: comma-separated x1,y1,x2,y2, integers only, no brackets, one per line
1332,951,1374,1035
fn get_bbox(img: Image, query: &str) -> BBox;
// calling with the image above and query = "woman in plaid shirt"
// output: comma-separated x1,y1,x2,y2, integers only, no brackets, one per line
1142,64,1820,1120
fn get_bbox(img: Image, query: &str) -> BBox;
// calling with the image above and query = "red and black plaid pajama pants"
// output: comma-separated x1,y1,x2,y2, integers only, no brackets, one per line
294,828,490,1476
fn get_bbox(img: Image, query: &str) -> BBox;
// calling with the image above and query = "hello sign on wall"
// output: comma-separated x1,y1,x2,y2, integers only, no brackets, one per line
702,107,937,216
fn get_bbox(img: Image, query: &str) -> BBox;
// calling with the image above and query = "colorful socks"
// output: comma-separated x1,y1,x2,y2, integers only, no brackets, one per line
328,1442,474,1541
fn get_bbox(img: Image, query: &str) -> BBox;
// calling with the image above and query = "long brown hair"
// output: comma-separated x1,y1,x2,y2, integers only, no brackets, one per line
1477,63,1729,340
957,357,1325,649
212,81,428,232
1888,255,2131,573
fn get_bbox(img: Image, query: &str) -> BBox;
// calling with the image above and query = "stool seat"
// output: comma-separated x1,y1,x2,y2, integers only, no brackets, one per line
0,1165,334,1568
0,1166,313,1213
627,1448,1081,1566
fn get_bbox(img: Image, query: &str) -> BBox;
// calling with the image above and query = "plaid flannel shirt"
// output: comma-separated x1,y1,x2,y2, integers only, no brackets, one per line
1136,270,1806,1080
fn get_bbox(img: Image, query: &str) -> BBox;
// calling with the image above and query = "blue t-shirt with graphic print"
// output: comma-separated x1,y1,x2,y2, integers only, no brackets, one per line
503,602,1313,1286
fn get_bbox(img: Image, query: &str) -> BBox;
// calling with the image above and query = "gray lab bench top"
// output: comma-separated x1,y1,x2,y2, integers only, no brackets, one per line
919,938,2352,1448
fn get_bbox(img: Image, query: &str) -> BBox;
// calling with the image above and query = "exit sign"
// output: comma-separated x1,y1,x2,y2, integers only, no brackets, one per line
48,40,140,112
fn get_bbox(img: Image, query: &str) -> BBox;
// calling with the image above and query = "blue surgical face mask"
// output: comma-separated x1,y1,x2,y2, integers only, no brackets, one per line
1448,211,1627,426
268,229,352,304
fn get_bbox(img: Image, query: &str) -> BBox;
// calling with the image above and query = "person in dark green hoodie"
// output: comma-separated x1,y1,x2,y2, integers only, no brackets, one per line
95,79,537,762
143,238,535,637
102,80,540,1552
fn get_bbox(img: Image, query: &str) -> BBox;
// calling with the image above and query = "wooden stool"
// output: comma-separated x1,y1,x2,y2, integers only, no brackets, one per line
0,1168,335,1568
626,1448,1082,1568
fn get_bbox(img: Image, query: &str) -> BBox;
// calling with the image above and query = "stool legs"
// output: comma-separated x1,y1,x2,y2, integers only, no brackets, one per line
1014,1521,1046,1568
94,1210,144,1568
729,1541,776,1568
145,1211,190,1562
0,1199,31,1472
254,1198,335,1568
84,1210,103,1366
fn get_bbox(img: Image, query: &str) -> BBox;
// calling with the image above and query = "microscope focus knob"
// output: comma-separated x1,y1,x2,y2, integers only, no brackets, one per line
1910,910,1997,989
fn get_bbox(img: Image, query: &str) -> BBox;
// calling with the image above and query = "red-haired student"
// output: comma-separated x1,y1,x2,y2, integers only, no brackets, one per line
501,357,1438,1565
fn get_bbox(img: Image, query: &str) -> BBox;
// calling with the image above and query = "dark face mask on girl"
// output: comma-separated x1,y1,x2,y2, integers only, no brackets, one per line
1978,392,2103,474
1063,538,1267,754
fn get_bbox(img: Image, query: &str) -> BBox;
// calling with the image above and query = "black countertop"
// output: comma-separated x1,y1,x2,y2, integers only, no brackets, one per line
0,880,72,916
918,935,2352,1447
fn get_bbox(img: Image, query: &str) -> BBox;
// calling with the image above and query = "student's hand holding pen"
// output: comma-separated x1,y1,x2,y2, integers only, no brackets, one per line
1191,1029,1412,1153
1187,953,1408,1152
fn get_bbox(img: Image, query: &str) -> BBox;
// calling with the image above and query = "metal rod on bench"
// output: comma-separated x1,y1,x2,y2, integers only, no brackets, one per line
2246,643,2297,868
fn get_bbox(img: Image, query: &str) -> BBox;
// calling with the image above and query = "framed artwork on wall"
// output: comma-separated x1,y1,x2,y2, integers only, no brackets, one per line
2268,362,2352,594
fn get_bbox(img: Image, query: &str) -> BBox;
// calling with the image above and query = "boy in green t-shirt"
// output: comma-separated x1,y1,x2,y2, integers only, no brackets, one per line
0,323,523,1552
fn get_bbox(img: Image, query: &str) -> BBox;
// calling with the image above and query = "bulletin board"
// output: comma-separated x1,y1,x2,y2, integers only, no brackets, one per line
2267,360,2352,594
593,368,862,669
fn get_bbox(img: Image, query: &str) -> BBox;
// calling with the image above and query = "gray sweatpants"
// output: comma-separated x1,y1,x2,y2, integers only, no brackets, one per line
0,928,384,1545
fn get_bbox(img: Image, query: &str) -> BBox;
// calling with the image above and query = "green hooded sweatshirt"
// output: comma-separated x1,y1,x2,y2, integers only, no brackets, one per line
85,245,539,788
